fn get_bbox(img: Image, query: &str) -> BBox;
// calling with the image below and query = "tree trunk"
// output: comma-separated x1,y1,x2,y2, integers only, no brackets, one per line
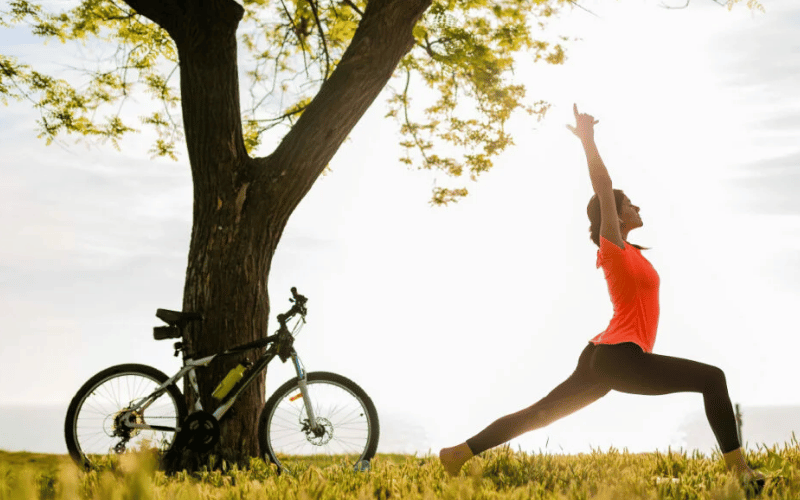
169,1,272,462
125,0,430,466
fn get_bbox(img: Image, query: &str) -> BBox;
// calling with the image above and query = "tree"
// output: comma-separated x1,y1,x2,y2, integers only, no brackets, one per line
0,0,756,464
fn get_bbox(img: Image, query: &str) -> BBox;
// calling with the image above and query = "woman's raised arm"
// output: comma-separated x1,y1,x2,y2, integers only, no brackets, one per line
567,104,624,249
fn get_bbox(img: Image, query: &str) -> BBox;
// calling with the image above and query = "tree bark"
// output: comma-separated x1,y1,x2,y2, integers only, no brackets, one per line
124,0,431,465
171,0,268,462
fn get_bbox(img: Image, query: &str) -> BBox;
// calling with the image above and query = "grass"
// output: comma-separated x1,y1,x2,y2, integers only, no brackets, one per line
1,440,799,499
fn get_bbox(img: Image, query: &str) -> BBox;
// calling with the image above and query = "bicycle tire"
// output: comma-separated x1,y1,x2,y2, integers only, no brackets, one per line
258,371,380,474
64,363,187,469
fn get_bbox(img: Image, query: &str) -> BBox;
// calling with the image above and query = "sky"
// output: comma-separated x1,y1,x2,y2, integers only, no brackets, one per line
1,0,800,457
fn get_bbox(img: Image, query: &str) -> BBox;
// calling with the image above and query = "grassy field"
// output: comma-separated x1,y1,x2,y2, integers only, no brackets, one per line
1,441,798,499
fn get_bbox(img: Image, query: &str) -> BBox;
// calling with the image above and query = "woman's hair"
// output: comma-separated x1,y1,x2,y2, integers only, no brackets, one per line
587,189,648,250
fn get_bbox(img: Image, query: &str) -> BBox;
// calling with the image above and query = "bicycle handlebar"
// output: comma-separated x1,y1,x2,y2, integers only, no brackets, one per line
290,287,308,306
277,287,308,326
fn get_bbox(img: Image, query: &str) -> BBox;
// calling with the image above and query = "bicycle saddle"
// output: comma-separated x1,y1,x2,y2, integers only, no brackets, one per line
156,309,204,326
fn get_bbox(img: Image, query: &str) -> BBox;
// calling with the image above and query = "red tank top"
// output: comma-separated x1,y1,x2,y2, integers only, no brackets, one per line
590,236,660,353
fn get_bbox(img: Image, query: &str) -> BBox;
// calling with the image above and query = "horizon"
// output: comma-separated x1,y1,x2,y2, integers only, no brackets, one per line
2,402,798,457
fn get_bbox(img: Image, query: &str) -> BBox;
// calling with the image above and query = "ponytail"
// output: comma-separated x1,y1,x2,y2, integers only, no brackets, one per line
586,189,649,250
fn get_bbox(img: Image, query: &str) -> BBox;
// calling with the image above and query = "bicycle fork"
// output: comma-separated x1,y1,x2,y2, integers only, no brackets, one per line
291,352,322,433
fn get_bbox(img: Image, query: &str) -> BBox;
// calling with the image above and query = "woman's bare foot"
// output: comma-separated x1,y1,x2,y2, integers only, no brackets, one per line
742,469,766,482
740,468,766,491
723,448,765,494
439,443,473,477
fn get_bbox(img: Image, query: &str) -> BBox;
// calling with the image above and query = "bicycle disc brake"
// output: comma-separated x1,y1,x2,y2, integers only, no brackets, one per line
182,411,220,453
301,417,333,446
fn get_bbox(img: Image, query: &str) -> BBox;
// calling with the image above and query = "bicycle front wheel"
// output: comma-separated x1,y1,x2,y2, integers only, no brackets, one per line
64,364,187,469
258,371,379,474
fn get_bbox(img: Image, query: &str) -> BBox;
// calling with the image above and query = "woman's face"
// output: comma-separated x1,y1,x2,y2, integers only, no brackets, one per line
619,195,643,231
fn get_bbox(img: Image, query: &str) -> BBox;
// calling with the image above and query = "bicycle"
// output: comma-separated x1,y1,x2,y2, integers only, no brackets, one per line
64,288,380,474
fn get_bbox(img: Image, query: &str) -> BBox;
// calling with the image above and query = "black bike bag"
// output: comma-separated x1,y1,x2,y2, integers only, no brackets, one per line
153,326,181,340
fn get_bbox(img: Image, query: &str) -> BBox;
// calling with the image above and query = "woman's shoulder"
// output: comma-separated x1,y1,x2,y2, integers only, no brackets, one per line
597,237,636,268
599,235,627,251
598,236,629,257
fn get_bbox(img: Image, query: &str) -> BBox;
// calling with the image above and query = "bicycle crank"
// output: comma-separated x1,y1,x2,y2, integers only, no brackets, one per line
181,411,220,453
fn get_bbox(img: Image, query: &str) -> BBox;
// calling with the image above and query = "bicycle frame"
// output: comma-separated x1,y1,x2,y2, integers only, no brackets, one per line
124,319,318,434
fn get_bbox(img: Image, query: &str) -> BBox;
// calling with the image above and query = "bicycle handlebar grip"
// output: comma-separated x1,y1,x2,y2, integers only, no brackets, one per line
290,286,307,305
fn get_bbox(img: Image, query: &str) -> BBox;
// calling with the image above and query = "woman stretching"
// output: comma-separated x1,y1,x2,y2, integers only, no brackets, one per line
439,104,765,489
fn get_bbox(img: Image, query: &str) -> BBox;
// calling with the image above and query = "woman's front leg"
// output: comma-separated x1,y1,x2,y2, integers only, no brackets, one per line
590,343,764,490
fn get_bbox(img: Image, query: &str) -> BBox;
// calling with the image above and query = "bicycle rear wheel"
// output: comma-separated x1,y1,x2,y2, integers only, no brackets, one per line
64,364,187,468
258,371,379,474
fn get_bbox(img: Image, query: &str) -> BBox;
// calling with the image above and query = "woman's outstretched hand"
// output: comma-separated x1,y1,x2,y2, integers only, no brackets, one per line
566,103,599,142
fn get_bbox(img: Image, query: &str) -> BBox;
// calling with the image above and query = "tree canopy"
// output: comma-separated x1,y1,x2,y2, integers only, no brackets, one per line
0,0,578,204
0,0,764,204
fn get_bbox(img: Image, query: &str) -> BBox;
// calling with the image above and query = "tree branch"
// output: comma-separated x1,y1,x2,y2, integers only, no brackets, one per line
279,0,312,79
266,0,431,214
120,0,183,35
308,0,332,80
400,68,432,166
340,0,364,17
659,0,726,8
567,0,600,17
254,104,309,133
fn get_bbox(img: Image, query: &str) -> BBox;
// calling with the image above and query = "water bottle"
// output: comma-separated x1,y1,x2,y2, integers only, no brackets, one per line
211,364,246,400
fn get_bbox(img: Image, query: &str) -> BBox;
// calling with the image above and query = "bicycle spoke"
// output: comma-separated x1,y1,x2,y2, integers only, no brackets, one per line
263,374,376,475
70,369,180,464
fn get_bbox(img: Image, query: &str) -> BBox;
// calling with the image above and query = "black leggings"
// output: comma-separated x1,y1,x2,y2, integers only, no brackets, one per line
466,342,740,455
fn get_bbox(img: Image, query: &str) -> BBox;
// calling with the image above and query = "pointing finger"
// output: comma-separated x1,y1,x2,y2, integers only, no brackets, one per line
573,103,579,118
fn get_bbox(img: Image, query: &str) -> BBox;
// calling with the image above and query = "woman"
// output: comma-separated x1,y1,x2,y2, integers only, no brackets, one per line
438,104,765,490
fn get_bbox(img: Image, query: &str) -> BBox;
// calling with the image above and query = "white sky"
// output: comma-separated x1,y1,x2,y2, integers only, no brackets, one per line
1,0,799,456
